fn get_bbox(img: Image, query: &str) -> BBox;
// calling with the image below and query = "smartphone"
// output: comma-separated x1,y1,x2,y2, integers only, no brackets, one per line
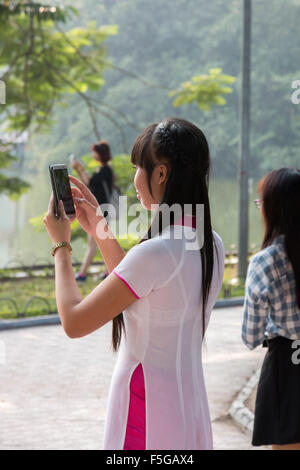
49,164,76,219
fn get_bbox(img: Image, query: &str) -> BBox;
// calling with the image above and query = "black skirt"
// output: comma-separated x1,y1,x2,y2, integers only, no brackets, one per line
252,335,300,446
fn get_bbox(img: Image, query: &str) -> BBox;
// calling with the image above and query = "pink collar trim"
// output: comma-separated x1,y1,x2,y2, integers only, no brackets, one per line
170,214,196,229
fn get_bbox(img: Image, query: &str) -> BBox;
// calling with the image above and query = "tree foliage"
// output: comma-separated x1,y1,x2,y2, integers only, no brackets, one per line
37,0,299,180
0,0,117,198
170,68,236,111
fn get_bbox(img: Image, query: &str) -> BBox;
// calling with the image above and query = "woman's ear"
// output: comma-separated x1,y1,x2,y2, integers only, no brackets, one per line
159,163,169,183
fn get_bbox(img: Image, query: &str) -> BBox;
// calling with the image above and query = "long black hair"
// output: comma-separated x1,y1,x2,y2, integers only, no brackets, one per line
112,117,220,352
258,167,300,309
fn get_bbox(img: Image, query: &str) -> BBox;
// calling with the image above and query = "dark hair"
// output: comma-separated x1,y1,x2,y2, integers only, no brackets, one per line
258,167,300,309
91,140,112,164
112,117,221,352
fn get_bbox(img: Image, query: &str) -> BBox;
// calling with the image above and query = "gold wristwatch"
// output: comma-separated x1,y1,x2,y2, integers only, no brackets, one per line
51,241,72,257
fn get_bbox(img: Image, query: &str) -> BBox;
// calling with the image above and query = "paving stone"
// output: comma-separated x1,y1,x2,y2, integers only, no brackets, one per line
0,306,267,450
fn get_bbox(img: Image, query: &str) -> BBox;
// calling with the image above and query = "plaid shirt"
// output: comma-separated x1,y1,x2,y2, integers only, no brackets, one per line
242,233,300,350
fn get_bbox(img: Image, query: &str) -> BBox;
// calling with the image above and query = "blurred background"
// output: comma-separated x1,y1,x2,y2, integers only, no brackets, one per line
0,0,299,317
1,0,299,451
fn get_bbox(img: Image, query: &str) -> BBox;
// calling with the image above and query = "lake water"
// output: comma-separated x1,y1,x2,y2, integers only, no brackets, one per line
0,173,264,268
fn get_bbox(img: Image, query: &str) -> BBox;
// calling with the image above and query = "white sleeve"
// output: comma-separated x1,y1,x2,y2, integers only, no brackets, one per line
112,239,174,299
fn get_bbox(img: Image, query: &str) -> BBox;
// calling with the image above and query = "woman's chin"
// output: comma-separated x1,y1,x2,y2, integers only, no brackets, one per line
140,200,150,211
137,197,155,212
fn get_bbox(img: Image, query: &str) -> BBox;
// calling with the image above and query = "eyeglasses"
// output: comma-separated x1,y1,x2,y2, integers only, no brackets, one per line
254,199,262,209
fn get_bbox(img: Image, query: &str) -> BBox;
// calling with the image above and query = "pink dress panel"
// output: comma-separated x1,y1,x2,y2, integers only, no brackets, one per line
123,363,146,450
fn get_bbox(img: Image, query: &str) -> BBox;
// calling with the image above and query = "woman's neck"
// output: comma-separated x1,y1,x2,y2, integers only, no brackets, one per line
97,163,106,172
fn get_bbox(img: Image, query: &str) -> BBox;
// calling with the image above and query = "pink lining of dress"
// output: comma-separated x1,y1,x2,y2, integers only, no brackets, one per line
123,363,146,450
171,214,197,229
113,270,140,299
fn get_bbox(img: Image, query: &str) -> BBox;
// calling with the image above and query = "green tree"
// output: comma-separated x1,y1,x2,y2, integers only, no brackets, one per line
0,0,117,198
43,0,300,179
170,67,236,111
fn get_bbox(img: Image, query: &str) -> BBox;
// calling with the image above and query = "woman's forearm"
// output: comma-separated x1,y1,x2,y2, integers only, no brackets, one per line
75,164,90,186
78,171,90,186
92,217,126,273
54,246,83,334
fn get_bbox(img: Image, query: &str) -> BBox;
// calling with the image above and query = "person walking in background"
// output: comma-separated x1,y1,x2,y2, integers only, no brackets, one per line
71,141,114,282
242,168,300,450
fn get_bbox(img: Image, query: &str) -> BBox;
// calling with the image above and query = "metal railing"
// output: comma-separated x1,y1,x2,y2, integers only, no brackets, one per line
0,245,260,318
0,245,260,281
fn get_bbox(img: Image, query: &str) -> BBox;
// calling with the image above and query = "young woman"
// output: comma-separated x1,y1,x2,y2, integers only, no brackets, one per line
43,117,225,450
71,141,114,281
242,168,300,450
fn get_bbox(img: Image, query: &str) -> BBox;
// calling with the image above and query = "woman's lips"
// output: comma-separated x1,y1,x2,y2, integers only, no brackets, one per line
136,193,140,199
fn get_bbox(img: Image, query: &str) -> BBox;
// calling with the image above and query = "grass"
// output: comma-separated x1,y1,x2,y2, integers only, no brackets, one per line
0,268,106,319
0,264,245,320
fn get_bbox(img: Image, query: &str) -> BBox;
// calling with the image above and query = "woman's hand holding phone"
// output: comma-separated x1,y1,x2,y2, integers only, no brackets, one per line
43,193,73,244
69,175,104,237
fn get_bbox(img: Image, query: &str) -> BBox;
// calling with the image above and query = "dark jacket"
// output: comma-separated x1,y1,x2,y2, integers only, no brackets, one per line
88,164,113,204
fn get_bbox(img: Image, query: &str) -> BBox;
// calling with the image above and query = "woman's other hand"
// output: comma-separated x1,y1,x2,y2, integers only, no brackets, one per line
70,161,91,186
69,175,104,237
70,159,78,170
70,158,80,170
43,193,73,244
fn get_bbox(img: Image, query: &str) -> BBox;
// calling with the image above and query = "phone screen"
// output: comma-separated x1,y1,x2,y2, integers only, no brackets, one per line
53,167,75,215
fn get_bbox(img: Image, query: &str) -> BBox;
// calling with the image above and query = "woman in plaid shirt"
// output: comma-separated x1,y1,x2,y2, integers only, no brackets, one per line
242,167,300,450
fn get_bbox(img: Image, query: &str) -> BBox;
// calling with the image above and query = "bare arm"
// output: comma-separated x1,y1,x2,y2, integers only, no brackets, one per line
54,246,83,334
44,188,134,340
93,219,126,274
55,248,137,338
72,160,91,186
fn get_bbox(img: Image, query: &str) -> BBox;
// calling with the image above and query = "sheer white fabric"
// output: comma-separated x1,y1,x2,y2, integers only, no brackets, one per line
102,223,225,450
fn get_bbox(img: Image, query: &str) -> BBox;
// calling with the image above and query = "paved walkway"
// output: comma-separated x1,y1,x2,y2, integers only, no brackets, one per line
0,306,269,450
